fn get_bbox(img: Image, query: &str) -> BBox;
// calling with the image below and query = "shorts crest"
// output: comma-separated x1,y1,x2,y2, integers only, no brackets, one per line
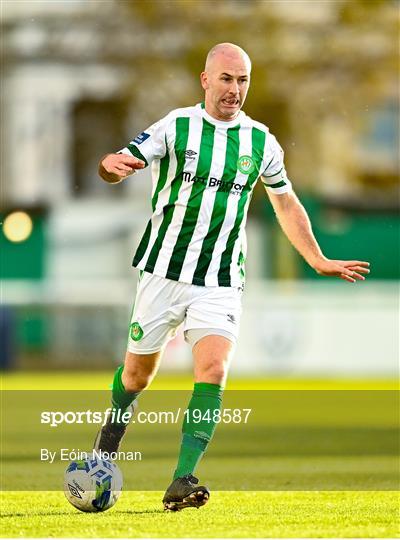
130,322,144,341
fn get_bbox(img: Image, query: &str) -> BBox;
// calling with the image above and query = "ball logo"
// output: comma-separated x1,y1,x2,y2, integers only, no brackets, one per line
237,155,255,174
68,483,82,499
130,322,144,341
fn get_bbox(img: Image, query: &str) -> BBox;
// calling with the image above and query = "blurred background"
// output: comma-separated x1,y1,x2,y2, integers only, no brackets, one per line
1,0,398,378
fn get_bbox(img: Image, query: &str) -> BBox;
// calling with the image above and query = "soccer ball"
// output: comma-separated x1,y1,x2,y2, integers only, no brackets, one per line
63,453,123,512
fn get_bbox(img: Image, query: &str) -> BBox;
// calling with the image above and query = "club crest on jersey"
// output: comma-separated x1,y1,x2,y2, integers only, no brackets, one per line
133,132,150,145
130,322,144,341
237,155,255,174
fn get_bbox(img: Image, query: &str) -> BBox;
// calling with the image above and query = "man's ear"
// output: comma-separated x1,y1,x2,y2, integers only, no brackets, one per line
200,71,209,90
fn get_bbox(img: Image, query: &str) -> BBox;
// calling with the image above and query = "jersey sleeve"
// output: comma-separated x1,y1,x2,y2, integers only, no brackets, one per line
260,134,292,195
118,116,168,167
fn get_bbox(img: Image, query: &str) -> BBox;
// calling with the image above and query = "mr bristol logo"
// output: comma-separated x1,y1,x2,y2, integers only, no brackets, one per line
237,155,255,174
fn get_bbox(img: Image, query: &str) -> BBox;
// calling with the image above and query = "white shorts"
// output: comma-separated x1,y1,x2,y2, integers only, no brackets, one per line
127,272,243,354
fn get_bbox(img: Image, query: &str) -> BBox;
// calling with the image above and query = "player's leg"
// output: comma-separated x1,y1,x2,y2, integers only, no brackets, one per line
94,349,161,453
163,333,235,511
163,284,241,510
94,271,186,454
174,334,233,476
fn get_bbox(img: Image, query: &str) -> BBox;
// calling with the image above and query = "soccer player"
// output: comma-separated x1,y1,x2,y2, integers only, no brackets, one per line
95,43,370,511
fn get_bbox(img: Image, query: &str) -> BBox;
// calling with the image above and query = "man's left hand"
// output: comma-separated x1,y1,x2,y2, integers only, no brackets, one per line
312,258,370,283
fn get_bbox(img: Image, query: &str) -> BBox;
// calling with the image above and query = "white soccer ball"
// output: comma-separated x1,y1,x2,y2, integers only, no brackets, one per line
63,453,123,512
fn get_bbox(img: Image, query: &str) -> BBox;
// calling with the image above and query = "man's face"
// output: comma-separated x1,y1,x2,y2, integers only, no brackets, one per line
201,53,251,121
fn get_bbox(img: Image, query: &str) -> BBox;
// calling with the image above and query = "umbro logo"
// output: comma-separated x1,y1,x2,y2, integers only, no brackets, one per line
68,483,83,499
184,149,197,159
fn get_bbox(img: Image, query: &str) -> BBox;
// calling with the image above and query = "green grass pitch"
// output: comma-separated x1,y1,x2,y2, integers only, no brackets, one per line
1,371,398,538
1,490,399,538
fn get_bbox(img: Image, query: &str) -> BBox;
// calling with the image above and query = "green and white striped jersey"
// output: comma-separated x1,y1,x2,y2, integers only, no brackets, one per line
120,103,292,287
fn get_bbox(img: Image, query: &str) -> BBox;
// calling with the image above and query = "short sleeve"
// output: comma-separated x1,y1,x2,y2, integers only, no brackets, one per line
260,134,292,195
118,116,168,167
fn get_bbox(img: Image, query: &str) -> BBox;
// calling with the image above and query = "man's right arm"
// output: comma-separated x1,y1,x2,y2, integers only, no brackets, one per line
98,153,146,184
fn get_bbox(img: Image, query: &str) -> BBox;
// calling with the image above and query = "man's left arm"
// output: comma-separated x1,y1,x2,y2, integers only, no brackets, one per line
267,190,370,283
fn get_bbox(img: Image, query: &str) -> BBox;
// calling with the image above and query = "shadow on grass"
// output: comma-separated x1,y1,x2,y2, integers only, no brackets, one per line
0,509,164,518
114,509,166,515
0,512,72,518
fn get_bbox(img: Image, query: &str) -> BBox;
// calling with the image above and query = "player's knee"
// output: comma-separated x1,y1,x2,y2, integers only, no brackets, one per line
122,351,160,392
208,369,226,385
122,370,151,392
198,360,227,385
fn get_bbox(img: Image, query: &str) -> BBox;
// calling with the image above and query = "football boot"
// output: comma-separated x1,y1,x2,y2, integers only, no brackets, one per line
163,474,210,511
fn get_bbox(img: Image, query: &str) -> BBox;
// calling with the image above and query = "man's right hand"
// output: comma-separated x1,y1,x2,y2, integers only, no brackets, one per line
99,153,146,184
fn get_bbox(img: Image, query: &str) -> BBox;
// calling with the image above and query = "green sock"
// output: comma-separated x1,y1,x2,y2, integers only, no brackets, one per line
173,382,223,480
111,365,140,423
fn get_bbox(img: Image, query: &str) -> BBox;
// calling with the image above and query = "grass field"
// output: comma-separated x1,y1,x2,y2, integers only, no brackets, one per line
2,490,399,538
1,371,399,538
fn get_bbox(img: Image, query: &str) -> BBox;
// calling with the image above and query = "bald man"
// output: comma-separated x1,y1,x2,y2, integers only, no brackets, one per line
96,43,370,511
